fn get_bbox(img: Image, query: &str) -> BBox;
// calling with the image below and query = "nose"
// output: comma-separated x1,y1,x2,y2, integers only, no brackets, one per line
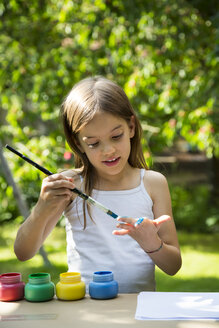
101,142,115,156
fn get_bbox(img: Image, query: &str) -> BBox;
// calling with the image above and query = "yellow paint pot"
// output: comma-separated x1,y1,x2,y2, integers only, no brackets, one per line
56,272,85,301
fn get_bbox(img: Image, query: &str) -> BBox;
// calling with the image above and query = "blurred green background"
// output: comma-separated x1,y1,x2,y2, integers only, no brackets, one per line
0,0,219,291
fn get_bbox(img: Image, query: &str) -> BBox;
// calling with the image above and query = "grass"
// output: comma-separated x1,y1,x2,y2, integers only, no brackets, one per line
0,223,68,285
0,223,219,291
156,232,219,292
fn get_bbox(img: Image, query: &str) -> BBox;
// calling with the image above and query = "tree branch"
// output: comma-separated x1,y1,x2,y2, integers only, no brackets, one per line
0,140,51,267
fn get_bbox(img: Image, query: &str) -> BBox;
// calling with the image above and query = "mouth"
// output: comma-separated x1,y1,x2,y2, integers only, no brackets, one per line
102,157,120,167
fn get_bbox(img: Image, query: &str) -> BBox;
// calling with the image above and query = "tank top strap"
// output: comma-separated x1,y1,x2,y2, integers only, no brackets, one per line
140,168,145,181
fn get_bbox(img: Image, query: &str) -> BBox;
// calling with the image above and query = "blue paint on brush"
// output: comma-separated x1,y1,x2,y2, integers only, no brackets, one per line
109,212,118,219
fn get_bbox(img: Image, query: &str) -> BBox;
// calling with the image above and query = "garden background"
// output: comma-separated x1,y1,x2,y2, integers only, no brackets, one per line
0,0,219,291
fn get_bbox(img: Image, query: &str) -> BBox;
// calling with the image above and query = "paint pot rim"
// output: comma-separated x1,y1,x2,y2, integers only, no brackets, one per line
28,273,51,285
0,272,22,284
93,271,113,282
59,272,81,283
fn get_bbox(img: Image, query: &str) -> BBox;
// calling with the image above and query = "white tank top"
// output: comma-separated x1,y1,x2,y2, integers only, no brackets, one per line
64,169,155,293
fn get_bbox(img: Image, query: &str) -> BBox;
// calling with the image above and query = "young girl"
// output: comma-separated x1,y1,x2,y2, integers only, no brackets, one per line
14,76,181,293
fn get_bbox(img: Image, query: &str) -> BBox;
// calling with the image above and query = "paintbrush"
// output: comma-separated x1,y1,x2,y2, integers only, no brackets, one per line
5,144,119,219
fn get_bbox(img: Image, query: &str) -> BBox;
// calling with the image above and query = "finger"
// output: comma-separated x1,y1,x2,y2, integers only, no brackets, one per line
42,190,71,201
112,229,130,236
153,215,171,228
118,222,133,228
52,188,73,196
52,180,75,190
43,179,75,191
116,222,134,230
134,217,144,227
54,193,72,200
117,216,135,226
46,173,72,182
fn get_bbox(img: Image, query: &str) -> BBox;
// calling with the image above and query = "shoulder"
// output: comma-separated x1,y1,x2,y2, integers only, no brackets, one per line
143,170,169,201
144,169,168,185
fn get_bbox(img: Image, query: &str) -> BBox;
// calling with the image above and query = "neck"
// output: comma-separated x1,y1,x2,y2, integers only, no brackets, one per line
94,165,140,191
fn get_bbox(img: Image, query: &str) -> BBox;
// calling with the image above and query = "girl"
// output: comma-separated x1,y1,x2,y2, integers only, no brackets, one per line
14,76,181,293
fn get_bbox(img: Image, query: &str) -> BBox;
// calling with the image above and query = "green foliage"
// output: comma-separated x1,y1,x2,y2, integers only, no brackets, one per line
170,184,219,233
0,0,218,226
0,175,19,223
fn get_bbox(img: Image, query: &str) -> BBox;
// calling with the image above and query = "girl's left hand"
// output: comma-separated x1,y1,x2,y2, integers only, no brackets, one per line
112,215,171,251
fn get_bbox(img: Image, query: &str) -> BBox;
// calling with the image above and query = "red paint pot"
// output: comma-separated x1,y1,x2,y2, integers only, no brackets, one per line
0,273,25,301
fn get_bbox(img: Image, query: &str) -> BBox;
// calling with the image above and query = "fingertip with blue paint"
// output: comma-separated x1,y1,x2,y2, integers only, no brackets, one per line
134,217,144,227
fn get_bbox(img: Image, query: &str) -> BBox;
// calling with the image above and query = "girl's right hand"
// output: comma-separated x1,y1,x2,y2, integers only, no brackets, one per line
38,173,76,212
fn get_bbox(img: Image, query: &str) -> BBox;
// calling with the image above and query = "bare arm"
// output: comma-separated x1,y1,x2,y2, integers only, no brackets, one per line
14,173,76,261
144,171,181,275
113,171,182,276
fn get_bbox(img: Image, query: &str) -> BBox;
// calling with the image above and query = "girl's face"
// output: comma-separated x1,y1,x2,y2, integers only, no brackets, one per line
77,111,135,179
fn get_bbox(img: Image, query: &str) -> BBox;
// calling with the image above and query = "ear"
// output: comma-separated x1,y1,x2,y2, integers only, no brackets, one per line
128,115,135,138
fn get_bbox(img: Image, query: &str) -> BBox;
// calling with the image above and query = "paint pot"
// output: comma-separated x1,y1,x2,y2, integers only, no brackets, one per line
25,273,55,302
0,272,25,301
89,271,118,300
56,272,86,301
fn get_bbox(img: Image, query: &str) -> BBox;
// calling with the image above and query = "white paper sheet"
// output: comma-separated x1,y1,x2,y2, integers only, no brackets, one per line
135,292,219,320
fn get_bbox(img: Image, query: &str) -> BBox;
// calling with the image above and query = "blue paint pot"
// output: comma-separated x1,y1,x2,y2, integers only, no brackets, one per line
89,271,118,300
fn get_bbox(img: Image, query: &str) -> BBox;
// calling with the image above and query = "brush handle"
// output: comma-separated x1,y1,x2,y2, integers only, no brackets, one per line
5,144,89,196
5,145,53,176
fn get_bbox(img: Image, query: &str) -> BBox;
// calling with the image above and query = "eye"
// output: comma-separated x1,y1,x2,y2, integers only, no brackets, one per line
88,141,99,148
112,133,123,140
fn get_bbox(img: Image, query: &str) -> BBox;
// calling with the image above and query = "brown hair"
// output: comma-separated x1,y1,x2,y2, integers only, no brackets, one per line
60,76,148,228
